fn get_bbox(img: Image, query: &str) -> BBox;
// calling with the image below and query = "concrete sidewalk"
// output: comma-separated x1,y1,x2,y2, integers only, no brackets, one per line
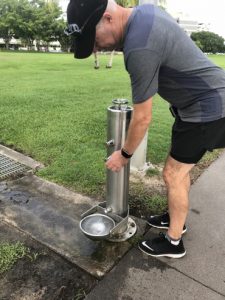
86,151,225,300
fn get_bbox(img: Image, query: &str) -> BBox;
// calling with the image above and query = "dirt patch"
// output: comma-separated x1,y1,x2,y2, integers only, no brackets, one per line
129,173,167,219
0,221,97,300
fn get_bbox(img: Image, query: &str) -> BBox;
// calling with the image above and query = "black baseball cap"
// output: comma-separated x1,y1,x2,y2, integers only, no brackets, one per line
65,0,108,59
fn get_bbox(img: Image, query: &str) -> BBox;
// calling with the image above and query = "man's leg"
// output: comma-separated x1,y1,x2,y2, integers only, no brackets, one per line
163,155,195,239
139,155,196,258
139,155,195,258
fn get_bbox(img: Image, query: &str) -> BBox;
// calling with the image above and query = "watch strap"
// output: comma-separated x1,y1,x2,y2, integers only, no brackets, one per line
121,148,133,159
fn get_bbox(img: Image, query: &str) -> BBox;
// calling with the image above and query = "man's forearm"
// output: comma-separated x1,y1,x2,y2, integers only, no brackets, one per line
123,116,151,155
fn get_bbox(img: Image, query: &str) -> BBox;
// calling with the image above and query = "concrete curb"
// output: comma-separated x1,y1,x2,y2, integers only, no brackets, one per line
0,144,44,170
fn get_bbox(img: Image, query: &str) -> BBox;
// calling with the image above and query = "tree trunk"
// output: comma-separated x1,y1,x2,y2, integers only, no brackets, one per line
4,38,10,50
45,43,49,52
36,39,41,52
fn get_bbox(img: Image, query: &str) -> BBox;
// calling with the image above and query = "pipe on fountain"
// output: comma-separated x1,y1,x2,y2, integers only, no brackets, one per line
105,99,133,217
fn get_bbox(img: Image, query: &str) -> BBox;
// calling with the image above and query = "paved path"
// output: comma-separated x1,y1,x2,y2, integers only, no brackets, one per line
86,151,225,300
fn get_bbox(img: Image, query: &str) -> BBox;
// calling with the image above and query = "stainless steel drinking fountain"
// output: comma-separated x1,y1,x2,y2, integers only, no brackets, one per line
80,99,137,242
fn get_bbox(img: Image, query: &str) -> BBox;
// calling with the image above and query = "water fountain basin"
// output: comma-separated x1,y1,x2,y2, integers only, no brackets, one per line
80,213,115,240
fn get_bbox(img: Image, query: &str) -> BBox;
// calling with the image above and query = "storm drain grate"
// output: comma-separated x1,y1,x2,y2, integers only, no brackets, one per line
0,154,31,180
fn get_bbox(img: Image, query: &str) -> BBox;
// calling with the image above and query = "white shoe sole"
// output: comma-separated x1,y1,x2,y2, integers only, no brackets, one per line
147,222,187,234
138,244,186,258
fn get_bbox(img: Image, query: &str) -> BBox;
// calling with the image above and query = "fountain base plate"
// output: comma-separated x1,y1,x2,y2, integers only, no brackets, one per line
107,217,137,242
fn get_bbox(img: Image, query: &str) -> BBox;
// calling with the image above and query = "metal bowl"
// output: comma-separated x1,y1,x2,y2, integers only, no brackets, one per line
80,213,115,240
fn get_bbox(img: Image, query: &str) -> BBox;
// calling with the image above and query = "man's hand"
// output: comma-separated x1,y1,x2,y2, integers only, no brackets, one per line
105,150,129,172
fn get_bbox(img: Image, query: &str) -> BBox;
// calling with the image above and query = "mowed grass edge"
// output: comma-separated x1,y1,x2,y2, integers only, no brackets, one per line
0,51,224,196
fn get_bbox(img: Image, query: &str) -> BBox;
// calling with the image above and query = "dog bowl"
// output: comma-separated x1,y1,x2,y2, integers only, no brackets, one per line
80,213,115,240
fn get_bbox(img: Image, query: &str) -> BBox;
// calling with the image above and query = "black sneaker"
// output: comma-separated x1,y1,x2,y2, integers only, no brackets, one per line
138,232,186,258
147,212,187,234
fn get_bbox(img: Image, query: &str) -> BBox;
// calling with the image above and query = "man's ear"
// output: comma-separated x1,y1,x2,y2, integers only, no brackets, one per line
103,12,113,23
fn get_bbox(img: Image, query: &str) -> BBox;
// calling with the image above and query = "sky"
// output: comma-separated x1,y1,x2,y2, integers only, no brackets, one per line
166,0,225,38
60,0,225,38
59,0,68,13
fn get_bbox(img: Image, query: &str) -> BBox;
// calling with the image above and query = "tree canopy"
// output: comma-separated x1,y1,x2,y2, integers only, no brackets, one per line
191,31,225,54
0,0,18,49
0,0,67,50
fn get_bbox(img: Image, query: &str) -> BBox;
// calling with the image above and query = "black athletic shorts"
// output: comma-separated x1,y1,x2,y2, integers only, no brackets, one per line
170,116,225,164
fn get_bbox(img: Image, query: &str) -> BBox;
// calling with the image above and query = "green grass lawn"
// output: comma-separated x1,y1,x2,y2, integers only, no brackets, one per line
0,51,224,196
0,242,28,274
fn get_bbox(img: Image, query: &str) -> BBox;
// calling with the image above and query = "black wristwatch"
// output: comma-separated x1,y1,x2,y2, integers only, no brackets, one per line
121,148,133,159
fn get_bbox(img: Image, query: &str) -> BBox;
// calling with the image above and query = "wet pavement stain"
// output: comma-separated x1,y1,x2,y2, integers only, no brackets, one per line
0,175,147,278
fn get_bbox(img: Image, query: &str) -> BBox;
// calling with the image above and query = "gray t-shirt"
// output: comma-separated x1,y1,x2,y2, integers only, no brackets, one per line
123,4,225,122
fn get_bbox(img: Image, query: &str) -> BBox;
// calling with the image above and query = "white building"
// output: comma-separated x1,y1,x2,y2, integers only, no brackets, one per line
138,1,210,36
174,13,210,36
176,19,209,36
0,37,22,50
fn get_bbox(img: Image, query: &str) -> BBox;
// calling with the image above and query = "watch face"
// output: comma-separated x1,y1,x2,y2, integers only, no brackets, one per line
121,148,132,159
